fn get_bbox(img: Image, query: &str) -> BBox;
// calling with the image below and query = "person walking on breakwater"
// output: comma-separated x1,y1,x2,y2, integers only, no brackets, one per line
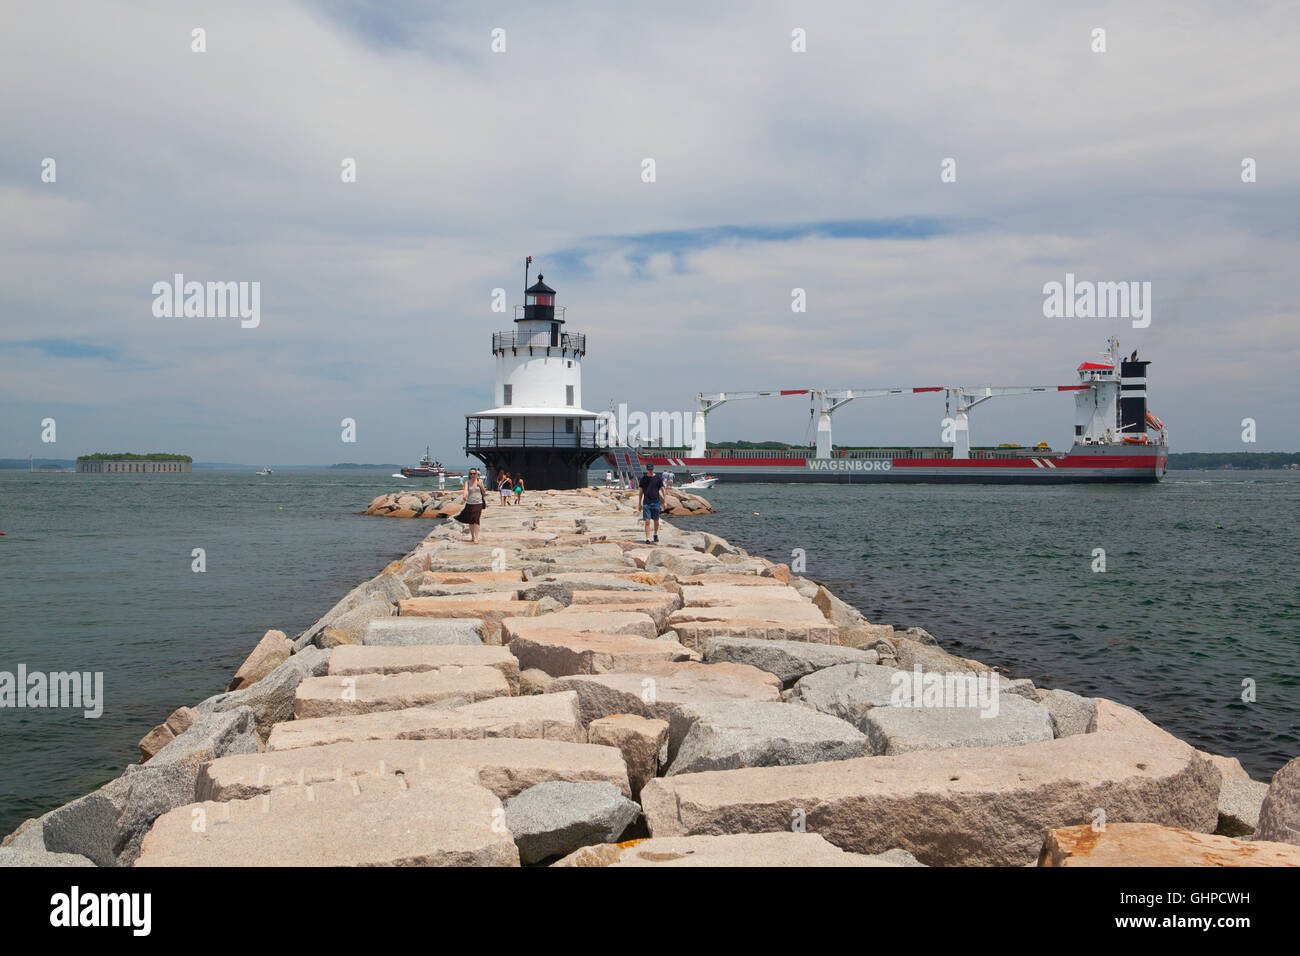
638,462,665,544
455,468,487,543
514,474,525,504
499,472,513,506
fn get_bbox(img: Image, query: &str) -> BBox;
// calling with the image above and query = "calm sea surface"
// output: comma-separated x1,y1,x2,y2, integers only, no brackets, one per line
681,473,1300,784
0,470,425,836
1,468,1297,835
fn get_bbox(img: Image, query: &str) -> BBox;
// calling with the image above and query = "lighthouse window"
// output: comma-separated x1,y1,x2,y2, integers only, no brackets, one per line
503,384,512,406
565,418,574,434
501,418,512,439
566,385,574,406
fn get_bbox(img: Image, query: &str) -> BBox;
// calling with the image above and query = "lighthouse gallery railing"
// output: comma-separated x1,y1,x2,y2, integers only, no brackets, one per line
465,416,600,450
491,330,586,356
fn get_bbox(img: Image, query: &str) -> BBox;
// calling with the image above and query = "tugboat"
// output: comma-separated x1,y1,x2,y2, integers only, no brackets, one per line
401,447,443,478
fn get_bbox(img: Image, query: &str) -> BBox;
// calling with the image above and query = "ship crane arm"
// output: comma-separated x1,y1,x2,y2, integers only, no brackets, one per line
941,384,1095,458
810,387,910,457
693,387,910,458
692,389,812,456
688,383,1093,460
817,386,908,409
948,384,1090,407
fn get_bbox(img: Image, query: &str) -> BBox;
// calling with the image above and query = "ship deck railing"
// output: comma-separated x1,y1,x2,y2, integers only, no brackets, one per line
643,446,1062,460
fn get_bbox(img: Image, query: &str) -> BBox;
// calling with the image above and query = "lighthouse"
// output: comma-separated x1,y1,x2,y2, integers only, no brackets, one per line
464,265,603,489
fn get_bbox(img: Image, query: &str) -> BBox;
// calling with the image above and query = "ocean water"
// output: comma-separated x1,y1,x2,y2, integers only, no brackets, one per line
0,470,427,836
1,468,1297,836
677,472,1300,782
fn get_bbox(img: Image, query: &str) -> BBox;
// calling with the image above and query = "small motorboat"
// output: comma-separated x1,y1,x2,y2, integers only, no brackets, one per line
391,472,408,480
255,467,273,476
679,473,718,490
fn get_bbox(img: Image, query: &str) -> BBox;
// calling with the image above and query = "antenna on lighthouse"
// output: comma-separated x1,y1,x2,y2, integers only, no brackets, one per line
524,255,533,298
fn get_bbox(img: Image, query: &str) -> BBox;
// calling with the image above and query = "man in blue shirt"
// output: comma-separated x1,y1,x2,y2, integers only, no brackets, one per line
638,463,665,544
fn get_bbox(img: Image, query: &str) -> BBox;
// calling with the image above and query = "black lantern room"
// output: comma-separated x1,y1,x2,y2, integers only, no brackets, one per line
521,276,559,322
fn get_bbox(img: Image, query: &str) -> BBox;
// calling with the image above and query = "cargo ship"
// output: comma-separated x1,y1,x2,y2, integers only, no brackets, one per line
607,338,1167,484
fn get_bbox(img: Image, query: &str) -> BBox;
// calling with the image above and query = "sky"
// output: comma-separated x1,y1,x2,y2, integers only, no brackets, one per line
1,0,1297,464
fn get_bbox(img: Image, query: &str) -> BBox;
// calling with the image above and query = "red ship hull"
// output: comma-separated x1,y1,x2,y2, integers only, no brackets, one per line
610,444,1167,483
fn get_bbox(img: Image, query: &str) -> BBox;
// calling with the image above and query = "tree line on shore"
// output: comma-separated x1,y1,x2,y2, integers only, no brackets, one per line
75,452,192,461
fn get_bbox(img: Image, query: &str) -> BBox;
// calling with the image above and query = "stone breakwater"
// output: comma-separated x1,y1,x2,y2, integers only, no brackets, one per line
362,486,715,518
3,488,1299,867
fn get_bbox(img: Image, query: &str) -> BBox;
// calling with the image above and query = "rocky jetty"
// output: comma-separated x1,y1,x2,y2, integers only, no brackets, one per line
3,488,1293,868
362,486,715,519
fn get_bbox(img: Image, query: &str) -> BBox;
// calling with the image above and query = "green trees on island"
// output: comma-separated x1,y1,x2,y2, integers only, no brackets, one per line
76,453,193,462
1165,452,1299,470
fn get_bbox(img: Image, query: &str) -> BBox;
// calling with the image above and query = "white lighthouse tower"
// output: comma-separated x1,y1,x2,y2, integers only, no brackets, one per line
464,264,603,489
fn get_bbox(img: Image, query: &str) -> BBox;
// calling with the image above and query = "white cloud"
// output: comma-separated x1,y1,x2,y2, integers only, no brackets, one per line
0,0,1297,460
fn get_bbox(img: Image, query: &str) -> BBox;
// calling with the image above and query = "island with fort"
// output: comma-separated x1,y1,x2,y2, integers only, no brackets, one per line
74,453,193,474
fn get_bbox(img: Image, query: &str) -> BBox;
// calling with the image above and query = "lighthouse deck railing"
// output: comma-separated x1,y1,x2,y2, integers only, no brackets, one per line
465,415,600,450
492,329,586,356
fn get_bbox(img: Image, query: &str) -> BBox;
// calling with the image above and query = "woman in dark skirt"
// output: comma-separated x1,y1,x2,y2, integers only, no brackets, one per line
455,468,487,542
